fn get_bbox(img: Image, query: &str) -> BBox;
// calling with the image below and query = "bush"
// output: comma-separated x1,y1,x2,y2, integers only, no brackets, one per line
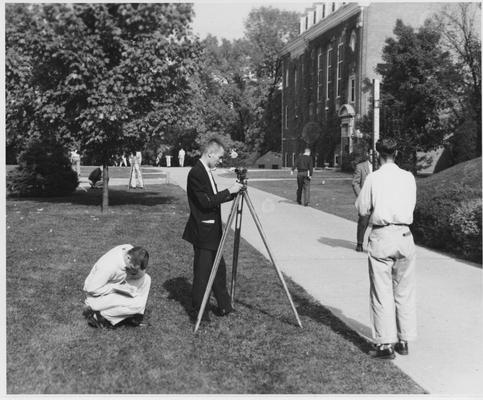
7,138,79,197
449,199,482,263
412,183,482,263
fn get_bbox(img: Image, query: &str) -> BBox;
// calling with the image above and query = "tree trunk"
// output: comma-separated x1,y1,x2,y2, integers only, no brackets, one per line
101,164,109,212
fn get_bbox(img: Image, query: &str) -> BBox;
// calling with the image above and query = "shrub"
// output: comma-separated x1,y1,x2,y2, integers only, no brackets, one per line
7,138,79,197
449,199,482,263
413,183,481,262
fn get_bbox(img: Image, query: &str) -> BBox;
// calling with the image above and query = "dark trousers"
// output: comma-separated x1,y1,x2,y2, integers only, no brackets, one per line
357,214,371,245
296,172,310,205
192,246,231,312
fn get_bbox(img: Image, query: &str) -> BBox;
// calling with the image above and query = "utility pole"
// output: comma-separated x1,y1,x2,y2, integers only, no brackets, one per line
372,78,380,169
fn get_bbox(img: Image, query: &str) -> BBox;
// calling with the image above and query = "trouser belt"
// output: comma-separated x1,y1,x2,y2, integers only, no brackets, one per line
372,223,409,229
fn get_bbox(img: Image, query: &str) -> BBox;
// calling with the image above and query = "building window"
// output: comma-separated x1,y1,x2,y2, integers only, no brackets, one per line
285,105,288,129
313,11,316,25
309,101,314,118
294,66,297,94
332,2,335,12
326,46,332,101
317,49,323,102
349,75,356,103
285,65,289,87
337,41,344,98
322,4,326,18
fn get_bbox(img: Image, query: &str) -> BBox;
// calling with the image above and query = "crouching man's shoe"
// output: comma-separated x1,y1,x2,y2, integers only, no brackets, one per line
369,343,395,359
394,340,409,355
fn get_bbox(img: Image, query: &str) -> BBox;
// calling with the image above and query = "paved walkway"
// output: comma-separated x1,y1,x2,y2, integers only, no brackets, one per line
164,166,483,396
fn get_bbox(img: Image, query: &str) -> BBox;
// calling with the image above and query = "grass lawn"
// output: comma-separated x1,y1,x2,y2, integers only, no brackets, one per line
6,183,425,394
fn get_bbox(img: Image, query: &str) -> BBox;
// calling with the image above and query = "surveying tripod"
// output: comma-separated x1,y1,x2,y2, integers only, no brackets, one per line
194,168,303,333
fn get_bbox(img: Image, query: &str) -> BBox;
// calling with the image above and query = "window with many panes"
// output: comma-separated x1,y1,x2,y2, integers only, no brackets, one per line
317,49,323,102
326,46,333,101
337,41,344,98
349,75,356,103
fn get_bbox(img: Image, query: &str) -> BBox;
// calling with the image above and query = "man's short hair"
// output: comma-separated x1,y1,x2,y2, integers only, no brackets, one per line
202,138,224,155
376,138,398,158
127,246,149,270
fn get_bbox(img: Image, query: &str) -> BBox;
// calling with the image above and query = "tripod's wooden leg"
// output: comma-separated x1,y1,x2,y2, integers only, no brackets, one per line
230,193,245,309
244,192,303,328
194,194,241,333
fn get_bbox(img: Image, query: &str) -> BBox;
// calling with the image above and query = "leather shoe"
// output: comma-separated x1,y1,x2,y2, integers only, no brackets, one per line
355,244,364,252
216,306,234,317
369,344,395,359
395,341,408,355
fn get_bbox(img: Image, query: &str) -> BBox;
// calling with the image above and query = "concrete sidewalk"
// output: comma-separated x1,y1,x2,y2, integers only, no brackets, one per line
166,167,482,395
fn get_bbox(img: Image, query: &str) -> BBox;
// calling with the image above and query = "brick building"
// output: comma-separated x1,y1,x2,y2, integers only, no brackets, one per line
280,2,443,168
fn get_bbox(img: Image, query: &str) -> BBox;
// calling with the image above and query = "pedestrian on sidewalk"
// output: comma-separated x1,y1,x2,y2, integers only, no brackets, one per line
182,138,243,322
352,148,373,252
355,138,417,360
291,147,313,206
129,151,144,189
178,148,186,167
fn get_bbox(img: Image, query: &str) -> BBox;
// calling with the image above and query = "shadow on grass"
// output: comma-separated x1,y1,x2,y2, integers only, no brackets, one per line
7,187,178,208
318,236,356,250
290,289,374,354
163,277,192,317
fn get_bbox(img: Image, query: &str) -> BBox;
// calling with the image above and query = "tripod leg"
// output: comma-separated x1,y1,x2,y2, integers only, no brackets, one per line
194,194,241,333
230,193,245,309
244,192,303,328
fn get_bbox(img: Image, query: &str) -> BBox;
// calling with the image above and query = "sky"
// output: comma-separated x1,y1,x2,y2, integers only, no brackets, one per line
191,2,312,40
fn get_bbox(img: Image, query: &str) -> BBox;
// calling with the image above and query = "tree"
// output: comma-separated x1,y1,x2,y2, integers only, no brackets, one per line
6,3,200,210
376,19,456,171
433,3,481,161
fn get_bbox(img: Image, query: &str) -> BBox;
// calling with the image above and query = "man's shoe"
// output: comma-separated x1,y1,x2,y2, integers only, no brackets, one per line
355,244,364,252
83,306,102,328
394,341,409,355
215,306,234,317
369,344,395,359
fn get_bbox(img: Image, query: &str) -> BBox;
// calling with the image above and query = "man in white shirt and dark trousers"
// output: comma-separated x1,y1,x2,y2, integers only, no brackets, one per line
356,138,417,359
82,245,151,328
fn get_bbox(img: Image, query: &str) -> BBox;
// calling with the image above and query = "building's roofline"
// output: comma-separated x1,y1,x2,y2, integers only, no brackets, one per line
281,3,363,57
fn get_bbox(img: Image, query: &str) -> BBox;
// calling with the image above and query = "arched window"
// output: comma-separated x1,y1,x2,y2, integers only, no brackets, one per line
326,44,333,101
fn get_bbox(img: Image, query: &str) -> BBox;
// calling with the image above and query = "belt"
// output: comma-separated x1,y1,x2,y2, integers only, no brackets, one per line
372,223,409,229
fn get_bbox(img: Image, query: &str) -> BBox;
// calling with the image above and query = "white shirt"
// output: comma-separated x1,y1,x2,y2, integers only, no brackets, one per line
179,149,185,157
83,244,133,296
200,159,217,194
355,163,416,226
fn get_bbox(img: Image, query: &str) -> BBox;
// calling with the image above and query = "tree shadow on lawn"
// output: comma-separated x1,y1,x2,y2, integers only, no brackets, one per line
7,187,178,208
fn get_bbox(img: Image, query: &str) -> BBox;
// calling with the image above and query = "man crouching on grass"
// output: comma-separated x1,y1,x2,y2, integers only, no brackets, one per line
82,245,151,329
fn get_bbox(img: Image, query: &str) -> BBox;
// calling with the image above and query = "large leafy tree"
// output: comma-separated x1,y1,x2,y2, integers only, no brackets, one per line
433,3,481,162
6,3,199,210
376,19,456,171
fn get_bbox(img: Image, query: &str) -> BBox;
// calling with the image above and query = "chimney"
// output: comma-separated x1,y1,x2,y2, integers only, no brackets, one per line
315,3,324,22
300,16,306,34
306,8,315,29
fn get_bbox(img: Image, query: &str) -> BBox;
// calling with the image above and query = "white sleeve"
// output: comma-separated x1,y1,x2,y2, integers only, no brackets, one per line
83,262,118,297
355,174,373,217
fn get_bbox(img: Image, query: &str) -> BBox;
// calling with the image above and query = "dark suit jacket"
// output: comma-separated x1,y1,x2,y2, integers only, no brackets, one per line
352,160,371,197
182,160,234,250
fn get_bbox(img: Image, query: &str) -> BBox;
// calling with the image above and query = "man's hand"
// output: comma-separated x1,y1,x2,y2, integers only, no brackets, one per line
290,170,294,175
229,182,243,194
114,282,138,297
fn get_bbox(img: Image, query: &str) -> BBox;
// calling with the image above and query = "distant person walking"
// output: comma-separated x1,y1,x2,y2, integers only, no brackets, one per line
291,147,313,206
356,138,417,360
166,154,172,167
178,148,186,167
120,154,128,167
352,149,373,252
129,151,144,189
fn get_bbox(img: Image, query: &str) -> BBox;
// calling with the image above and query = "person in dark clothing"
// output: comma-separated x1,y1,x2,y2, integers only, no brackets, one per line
88,167,102,188
291,147,313,206
182,139,243,322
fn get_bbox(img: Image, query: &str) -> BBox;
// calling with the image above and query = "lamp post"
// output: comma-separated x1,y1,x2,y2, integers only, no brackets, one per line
372,78,380,170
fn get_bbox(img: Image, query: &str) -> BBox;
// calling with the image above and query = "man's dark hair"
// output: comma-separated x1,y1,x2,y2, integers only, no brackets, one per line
127,246,149,270
202,138,224,155
375,138,398,159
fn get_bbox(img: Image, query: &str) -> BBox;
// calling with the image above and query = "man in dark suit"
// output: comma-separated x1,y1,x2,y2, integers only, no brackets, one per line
182,139,243,321
352,149,373,252
291,147,313,206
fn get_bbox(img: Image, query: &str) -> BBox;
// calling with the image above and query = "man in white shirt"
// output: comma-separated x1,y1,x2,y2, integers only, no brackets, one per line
178,148,186,167
356,138,417,359
82,245,151,328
